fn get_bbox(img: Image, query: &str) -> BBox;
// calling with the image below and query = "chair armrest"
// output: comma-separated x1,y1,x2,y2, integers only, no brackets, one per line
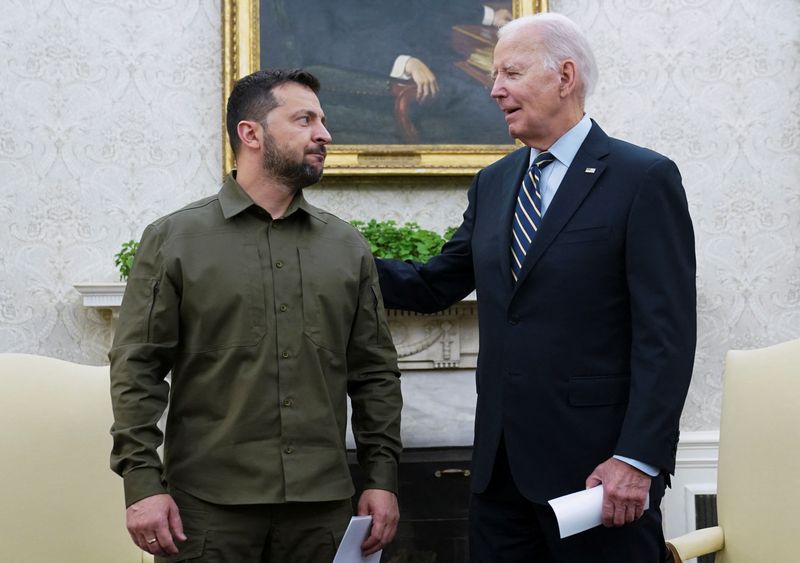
666,526,724,562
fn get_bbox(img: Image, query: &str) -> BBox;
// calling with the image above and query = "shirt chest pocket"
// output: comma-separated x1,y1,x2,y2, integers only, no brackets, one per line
178,236,267,353
298,246,361,353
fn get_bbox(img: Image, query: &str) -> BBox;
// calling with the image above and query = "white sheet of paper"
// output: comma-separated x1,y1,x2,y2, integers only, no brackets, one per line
332,515,381,563
547,486,650,539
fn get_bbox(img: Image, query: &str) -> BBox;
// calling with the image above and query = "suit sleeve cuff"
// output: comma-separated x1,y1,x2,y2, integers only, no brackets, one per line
613,455,659,477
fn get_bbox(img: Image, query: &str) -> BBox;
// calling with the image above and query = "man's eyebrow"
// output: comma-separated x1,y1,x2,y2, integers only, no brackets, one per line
291,108,326,123
491,63,521,78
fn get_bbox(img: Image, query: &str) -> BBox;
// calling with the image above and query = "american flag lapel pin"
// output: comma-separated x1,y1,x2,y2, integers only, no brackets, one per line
584,167,596,174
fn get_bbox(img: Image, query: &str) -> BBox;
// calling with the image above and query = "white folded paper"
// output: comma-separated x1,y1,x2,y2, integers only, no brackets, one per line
332,515,382,563
547,486,650,539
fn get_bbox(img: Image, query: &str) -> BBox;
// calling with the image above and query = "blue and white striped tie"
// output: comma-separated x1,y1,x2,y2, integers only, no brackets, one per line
510,151,555,282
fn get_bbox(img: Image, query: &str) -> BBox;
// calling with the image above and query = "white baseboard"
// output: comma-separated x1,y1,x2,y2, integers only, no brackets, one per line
662,430,720,548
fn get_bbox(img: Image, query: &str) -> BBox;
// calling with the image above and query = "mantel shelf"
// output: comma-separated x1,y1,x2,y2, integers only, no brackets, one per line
74,282,476,310
74,283,478,370
74,282,127,309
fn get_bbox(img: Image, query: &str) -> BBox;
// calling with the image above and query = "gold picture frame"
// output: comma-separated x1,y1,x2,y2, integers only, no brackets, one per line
222,0,548,176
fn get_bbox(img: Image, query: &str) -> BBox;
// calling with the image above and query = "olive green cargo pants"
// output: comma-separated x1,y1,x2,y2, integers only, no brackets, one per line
156,487,353,562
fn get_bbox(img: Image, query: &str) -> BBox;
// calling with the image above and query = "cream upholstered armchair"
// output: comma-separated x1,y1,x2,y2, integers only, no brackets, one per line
666,338,800,562
0,354,152,562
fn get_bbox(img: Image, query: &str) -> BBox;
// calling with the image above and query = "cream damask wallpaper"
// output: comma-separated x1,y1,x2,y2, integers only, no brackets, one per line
0,0,797,431
0,1,221,360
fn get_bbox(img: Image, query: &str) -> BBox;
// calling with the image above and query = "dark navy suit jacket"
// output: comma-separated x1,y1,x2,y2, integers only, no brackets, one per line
377,121,696,502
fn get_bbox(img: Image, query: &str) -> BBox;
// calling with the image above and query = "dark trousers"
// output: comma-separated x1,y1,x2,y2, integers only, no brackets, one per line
469,439,667,563
156,487,353,563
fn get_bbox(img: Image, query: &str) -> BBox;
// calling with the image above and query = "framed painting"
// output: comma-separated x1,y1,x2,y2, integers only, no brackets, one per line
222,0,548,175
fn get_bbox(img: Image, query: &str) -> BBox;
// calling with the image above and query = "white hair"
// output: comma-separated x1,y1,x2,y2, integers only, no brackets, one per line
498,13,599,101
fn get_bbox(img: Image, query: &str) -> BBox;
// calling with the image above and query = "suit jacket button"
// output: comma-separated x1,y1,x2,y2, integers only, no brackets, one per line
509,315,519,325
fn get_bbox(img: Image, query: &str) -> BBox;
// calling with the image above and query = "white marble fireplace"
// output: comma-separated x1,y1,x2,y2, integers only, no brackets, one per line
75,282,716,542
74,282,479,449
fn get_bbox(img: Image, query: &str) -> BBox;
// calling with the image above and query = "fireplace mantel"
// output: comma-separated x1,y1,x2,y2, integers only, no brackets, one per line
76,282,479,448
74,283,478,371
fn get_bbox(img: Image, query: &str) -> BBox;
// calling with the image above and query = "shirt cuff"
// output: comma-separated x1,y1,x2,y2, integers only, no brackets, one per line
613,455,659,477
362,461,399,495
483,6,495,26
390,55,412,80
123,467,168,507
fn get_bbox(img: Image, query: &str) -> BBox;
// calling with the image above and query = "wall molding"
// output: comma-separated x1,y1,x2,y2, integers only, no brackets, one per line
663,430,720,544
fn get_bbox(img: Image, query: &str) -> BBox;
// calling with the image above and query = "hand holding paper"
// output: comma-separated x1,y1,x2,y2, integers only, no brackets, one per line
585,457,652,527
333,516,381,563
548,486,650,539
356,488,399,555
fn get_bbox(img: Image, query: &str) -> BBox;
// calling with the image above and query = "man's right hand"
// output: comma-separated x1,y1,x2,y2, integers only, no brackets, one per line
404,57,439,102
126,493,187,556
492,8,512,27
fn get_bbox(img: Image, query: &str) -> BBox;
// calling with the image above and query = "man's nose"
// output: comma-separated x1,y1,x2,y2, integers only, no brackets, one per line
490,77,505,99
314,123,332,145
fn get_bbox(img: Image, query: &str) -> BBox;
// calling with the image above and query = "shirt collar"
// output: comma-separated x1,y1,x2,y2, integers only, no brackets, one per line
218,171,327,223
218,172,254,219
529,113,592,168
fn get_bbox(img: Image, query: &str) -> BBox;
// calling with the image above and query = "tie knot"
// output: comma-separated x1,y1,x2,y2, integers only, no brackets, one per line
533,151,555,170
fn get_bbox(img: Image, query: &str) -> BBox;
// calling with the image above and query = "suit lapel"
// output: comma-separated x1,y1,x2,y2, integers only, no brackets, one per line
512,123,611,293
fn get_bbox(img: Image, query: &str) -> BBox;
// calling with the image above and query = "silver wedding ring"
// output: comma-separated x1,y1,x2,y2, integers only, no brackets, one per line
147,538,158,544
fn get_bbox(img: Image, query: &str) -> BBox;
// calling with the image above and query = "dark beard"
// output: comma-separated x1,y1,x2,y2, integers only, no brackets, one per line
262,133,324,191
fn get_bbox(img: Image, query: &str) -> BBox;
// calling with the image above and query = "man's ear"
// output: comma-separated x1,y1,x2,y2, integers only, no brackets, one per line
559,59,578,97
236,120,262,150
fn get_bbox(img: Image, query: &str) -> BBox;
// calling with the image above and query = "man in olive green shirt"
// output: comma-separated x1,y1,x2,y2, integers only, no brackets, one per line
110,69,402,562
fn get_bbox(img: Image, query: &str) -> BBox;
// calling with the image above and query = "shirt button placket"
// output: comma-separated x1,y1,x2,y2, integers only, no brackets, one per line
270,221,303,492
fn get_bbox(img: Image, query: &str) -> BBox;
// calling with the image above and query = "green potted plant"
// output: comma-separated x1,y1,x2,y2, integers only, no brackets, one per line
112,221,455,280
351,220,456,261
114,240,139,281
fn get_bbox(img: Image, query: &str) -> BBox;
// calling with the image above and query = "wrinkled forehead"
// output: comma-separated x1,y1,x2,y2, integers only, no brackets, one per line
272,82,321,109
493,30,543,70
498,21,545,52
264,83,325,124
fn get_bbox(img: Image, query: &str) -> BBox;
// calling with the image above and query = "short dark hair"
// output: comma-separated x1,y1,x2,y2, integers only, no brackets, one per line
226,68,320,156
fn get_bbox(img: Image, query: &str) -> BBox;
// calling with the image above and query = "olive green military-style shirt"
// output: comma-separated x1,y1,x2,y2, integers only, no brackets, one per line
109,173,402,507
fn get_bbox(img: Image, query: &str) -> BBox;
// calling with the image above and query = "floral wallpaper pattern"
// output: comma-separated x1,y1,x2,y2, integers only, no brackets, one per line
554,0,800,428
0,1,221,361
0,0,797,431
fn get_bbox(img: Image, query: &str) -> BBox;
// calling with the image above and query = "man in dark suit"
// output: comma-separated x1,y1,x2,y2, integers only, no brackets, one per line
376,13,696,562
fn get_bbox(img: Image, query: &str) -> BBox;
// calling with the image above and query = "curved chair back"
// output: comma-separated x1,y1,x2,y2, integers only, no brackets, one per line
0,354,150,562
714,338,800,562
